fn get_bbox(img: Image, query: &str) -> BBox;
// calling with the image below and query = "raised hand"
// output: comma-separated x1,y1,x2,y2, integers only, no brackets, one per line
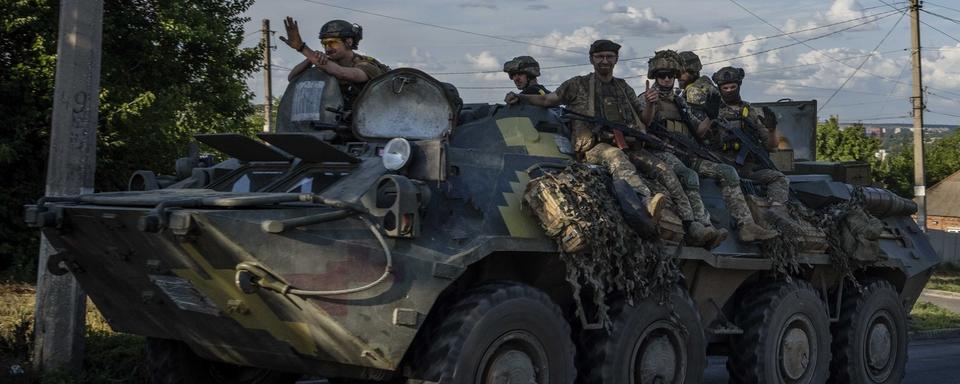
278,16,305,51
504,92,520,105
643,79,658,104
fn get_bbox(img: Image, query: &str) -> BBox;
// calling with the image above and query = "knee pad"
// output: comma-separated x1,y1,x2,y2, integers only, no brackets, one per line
719,164,740,187
674,166,700,190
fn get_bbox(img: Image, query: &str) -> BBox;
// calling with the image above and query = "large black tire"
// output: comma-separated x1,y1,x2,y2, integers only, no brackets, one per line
419,282,577,383
146,338,299,384
829,279,908,383
584,287,707,383
727,280,832,384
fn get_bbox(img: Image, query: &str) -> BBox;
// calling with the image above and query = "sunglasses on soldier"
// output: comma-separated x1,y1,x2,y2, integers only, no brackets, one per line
654,71,675,80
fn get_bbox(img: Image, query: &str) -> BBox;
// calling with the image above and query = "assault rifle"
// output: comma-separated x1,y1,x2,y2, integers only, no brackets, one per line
645,119,726,165
559,108,680,154
714,117,779,170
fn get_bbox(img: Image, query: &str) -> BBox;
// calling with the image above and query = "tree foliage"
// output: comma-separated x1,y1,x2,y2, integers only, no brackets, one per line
817,116,960,197
0,0,261,281
816,116,881,164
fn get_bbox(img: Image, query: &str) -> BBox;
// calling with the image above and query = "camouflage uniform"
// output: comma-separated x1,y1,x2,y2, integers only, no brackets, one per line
521,83,550,95
715,102,790,204
554,73,652,196
337,54,390,108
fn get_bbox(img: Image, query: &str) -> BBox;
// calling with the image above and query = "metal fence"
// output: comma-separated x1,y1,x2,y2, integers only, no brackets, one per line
928,228,960,265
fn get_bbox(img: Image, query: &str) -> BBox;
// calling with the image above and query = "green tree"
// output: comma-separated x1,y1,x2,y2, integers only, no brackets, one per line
1,0,261,281
816,116,881,164
872,129,960,197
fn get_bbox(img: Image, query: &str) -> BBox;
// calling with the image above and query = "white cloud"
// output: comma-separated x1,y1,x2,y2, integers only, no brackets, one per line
465,51,503,80
466,51,500,70
600,2,685,35
528,26,600,61
783,0,879,36
396,47,447,72
924,45,960,90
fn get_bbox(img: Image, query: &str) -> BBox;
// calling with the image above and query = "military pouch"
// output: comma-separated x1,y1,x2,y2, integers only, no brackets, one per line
523,173,588,253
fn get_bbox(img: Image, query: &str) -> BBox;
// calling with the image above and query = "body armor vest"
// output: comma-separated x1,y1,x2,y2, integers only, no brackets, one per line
656,97,689,136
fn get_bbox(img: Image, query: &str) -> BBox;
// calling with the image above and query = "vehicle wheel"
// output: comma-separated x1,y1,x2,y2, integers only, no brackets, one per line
727,280,831,384
420,282,577,383
584,286,706,383
146,338,299,384
829,279,907,383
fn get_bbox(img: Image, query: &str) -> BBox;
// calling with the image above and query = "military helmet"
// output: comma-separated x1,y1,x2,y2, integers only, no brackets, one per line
712,66,745,85
647,50,683,78
678,51,702,74
320,20,362,49
503,56,541,77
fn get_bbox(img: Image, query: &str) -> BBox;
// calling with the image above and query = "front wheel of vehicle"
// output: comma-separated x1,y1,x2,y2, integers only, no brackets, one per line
829,279,908,383
419,282,577,384
727,280,832,384
584,286,707,383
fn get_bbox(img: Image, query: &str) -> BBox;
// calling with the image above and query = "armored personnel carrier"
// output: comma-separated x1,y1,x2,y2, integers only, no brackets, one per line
26,69,938,383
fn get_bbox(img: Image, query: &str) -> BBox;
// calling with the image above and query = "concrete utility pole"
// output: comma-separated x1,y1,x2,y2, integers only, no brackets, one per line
910,0,927,232
262,19,273,133
34,0,104,371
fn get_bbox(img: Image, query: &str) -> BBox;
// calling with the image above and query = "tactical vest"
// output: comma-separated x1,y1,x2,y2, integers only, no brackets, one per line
655,97,690,136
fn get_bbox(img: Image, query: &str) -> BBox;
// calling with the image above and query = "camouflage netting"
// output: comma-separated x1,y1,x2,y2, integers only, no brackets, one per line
759,204,805,279
786,187,882,289
524,164,681,330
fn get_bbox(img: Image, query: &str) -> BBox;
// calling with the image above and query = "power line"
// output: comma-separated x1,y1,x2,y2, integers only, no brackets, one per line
923,9,960,24
300,0,586,54
920,11,960,43
839,114,911,122
820,8,908,111
630,11,899,75
735,0,960,99
928,110,960,119
926,0,960,15
431,8,902,76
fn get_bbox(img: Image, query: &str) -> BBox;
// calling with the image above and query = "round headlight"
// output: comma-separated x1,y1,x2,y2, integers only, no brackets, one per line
382,138,412,171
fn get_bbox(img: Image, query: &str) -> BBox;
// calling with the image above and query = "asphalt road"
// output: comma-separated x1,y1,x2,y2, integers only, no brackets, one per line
703,336,960,383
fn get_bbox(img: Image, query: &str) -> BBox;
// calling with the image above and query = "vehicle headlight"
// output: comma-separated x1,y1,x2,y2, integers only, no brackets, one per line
382,137,411,171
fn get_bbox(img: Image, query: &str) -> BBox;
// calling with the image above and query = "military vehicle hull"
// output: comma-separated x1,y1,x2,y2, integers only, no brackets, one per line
27,69,939,383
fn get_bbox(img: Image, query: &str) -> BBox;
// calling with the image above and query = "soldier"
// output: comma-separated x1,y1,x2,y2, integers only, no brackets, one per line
280,17,390,109
503,56,551,95
504,39,665,237
617,51,724,247
641,51,777,243
711,66,790,205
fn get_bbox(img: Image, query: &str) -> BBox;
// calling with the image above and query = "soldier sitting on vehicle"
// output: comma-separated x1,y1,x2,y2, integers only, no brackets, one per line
505,39,665,239
281,17,390,110
710,66,790,206
503,56,551,96
641,51,777,243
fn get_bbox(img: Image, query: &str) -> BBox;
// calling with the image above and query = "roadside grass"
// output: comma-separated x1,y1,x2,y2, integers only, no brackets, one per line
0,283,146,383
926,263,960,294
911,301,960,331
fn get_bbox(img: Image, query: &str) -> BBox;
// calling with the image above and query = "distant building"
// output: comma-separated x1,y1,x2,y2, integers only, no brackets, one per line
926,170,960,264
865,126,884,137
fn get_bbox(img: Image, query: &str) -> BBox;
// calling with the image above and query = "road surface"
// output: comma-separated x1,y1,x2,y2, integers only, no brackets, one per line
703,336,960,383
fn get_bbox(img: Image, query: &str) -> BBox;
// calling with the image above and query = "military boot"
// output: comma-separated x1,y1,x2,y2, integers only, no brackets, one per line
738,221,778,242
612,179,663,240
707,226,729,248
684,221,711,247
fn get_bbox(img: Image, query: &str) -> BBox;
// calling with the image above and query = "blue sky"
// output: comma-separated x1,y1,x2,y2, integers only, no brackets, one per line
240,0,960,125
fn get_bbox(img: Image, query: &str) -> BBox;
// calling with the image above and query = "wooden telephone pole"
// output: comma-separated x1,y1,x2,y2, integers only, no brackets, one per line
910,0,927,232
34,0,103,371
262,19,273,132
